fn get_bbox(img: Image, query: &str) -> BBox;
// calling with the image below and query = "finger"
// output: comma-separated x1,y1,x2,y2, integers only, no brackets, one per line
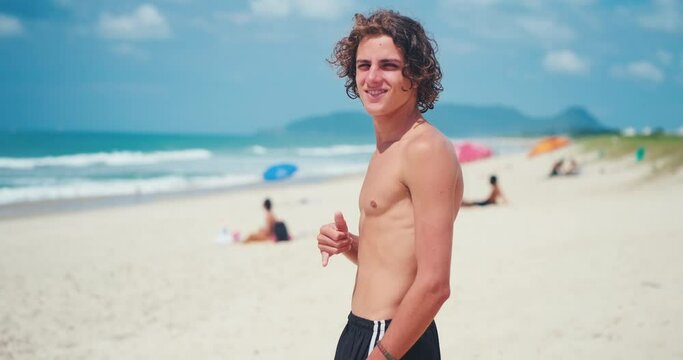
322,251,330,267
318,244,348,255
319,227,348,242
334,211,348,233
317,234,350,248
319,223,334,233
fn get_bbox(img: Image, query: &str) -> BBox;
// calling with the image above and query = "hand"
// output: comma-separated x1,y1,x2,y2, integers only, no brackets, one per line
317,212,352,267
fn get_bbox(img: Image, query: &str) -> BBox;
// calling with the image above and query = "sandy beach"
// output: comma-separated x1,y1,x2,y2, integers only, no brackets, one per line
1,147,682,359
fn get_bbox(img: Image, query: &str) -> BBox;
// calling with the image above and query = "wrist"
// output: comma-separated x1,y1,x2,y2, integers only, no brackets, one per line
376,340,396,360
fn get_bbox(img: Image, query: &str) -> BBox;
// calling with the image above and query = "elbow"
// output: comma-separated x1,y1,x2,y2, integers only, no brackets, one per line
422,278,451,305
437,283,451,304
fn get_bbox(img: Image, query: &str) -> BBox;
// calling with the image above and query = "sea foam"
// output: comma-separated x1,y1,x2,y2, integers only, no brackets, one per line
296,144,375,157
0,173,260,205
0,149,212,170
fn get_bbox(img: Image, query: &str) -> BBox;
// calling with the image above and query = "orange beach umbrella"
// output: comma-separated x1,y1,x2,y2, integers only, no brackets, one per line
528,136,571,157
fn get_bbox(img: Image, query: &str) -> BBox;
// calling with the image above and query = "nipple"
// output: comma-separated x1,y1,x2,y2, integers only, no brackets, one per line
370,200,377,208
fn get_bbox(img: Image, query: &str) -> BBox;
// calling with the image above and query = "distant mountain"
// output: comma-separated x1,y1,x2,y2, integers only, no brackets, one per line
278,103,612,137
282,111,374,135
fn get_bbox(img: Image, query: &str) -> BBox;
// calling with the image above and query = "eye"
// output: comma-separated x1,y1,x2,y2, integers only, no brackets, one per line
382,63,399,70
357,63,370,70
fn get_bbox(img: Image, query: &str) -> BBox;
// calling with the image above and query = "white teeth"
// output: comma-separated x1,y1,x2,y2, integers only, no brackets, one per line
367,90,385,96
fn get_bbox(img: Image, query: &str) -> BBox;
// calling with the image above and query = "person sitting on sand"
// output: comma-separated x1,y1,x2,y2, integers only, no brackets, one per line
564,158,580,176
244,198,290,242
462,175,507,207
549,157,580,177
549,159,565,177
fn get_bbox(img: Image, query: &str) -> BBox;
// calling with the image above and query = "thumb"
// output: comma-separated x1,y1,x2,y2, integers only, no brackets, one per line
334,211,348,233
321,251,330,267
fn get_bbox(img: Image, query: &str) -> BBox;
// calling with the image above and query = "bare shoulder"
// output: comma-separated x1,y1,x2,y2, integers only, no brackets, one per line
400,120,463,221
402,121,458,166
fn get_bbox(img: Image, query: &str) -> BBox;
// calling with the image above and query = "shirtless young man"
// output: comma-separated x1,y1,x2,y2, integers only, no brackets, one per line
317,10,463,360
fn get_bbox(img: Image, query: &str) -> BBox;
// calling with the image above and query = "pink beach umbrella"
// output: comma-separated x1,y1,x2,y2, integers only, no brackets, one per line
453,141,493,163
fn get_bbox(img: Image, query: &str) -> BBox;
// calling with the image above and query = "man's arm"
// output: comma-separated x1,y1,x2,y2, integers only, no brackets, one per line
369,133,463,359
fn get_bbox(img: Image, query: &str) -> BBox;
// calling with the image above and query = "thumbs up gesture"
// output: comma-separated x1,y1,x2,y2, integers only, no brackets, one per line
317,211,353,267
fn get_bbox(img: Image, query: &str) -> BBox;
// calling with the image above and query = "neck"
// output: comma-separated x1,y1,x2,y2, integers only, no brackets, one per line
372,102,422,150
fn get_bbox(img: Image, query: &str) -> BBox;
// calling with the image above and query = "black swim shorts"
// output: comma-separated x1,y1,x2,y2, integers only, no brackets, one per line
334,312,441,360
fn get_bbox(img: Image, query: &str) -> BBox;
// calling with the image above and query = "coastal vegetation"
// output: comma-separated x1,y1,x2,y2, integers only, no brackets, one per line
577,134,683,177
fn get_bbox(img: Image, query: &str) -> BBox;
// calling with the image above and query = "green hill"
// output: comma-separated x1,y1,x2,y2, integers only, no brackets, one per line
279,103,612,137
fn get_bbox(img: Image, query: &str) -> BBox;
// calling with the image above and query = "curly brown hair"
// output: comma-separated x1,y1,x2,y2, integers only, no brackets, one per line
328,9,443,113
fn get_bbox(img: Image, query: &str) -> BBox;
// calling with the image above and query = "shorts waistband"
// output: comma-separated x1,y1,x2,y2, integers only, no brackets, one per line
347,312,392,331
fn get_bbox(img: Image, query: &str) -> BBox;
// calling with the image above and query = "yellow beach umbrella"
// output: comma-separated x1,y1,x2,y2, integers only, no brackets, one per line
528,136,571,157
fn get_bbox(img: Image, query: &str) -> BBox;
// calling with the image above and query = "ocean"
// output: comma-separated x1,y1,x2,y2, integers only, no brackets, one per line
0,131,532,209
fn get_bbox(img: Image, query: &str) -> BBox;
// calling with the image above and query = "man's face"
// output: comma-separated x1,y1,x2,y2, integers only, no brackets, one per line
355,35,416,117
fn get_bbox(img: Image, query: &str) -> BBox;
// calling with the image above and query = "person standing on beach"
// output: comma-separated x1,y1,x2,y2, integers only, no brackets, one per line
316,10,463,360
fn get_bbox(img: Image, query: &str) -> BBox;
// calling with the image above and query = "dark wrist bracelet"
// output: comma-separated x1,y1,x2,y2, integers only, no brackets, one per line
376,341,396,360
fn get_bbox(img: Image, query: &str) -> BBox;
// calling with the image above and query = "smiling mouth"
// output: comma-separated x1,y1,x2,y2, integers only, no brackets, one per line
365,89,387,97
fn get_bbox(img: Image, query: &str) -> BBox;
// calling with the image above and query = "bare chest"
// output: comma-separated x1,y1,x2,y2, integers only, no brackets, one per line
359,152,410,218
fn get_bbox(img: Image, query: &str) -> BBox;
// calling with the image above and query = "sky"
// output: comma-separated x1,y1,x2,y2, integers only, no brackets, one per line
0,0,682,134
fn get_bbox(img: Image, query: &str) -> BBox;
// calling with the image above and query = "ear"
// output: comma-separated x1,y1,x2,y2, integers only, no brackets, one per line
401,78,417,93
400,68,417,92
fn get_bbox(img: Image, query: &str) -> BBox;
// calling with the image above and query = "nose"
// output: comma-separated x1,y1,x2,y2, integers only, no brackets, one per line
367,65,381,83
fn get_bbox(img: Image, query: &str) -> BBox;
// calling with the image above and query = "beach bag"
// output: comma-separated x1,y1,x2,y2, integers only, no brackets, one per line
273,221,290,241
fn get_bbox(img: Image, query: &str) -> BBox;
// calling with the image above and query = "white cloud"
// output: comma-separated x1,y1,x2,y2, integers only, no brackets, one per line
611,61,664,83
543,50,589,74
248,0,349,20
517,17,576,43
0,13,23,37
99,4,171,40
439,0,598,10
437,1,580,45
250,0,291,18
638,0,683,33
656,50,672,65
296,0,348,20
